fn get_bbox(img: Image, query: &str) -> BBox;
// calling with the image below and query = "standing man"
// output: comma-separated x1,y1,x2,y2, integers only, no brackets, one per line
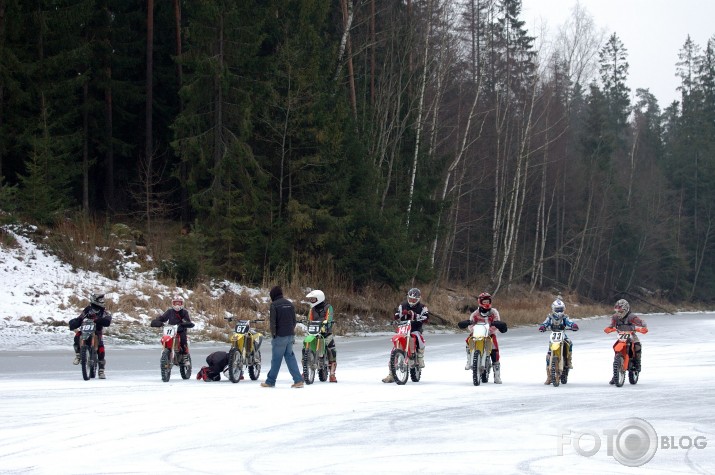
261,286,305,388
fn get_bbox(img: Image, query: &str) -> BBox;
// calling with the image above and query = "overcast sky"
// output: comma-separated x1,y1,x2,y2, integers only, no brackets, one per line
521,0,715,108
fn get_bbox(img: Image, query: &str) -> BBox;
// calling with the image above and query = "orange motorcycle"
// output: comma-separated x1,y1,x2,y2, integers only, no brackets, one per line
606,327,647,387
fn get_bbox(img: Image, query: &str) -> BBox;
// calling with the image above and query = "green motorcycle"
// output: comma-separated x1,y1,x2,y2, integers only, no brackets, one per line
301,320,330,384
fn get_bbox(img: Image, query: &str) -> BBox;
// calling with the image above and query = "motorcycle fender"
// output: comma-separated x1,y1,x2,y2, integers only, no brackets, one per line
613,340,627,353
231,334,245,350
550,342,561,352
392,333,407,350
160,335,173,348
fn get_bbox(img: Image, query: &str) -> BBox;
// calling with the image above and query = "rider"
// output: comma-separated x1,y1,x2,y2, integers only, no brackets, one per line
197,351,230,382
539,297,579,384
306,289,338,383
604,298,648,384
462,292,505,384
68,292,113,379
150,295,195,360
382,288,429,383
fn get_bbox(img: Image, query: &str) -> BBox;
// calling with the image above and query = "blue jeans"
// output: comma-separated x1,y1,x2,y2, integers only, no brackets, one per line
265,335,303,385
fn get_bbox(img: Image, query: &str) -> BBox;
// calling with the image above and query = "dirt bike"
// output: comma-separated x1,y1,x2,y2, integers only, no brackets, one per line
158,324,192,382
546,329,574,387
466,322,494,386
610,328,646,387
226,318,264,383
78,317,99,381
388,317,422,385
301,319,330,384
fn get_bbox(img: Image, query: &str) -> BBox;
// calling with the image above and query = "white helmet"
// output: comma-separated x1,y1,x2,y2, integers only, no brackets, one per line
305,290,325,308
551,298,565,317
172,295,184,312
614,299,630,317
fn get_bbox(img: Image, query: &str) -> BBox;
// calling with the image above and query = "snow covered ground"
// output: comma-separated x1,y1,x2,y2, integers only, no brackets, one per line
1,227,714,474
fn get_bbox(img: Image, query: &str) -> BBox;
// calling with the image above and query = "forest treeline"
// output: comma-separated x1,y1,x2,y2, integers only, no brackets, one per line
1,0,714,302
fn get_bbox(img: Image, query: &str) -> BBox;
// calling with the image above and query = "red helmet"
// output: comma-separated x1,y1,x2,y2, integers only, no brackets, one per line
478,292,492,310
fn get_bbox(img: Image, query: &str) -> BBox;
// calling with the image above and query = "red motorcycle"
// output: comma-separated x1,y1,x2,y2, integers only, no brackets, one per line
388,312,422,385
157,324,192,382
606,327,647,387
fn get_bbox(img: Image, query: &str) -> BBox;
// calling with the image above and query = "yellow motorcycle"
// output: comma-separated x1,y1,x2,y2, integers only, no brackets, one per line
466,322,493,386
225,318,264,383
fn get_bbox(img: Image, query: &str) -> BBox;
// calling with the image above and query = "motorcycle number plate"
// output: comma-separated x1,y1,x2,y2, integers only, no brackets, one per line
397,322,410,334
308,322,321,334
163,326,177,337
550,331,563,343
81,322,96,333
234,324,249,334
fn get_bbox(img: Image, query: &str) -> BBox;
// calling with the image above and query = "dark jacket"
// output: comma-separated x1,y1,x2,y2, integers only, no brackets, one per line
270,295,297,338
150,308,194,332
206,351,229,379
394,301,429,333
69,305,112,336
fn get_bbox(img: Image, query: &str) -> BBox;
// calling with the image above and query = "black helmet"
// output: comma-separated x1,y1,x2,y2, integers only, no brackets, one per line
90,293,106,308
407,288,421,307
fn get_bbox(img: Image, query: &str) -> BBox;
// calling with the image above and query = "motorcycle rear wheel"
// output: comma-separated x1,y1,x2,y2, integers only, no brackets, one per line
410,358,421,382
390,349,409,385
180,353,192,379
228,347,243,383
248,350,261,380
302,348,316,384
160,348,172,382
318,354,329,382
613,354,625,387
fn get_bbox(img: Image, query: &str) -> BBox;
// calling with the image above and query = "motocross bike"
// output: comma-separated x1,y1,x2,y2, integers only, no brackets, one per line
226,318,264,383
388,316,422,385
158,324,192,382
545,329,574,387
466,322,494,386
301,319,329,384
78,317,99,381
610,328,646,387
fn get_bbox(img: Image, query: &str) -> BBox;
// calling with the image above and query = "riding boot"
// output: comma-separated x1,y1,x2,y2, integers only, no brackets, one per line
329,362,338,383
493,362,502,384
416,348,425,368
382,373,394,383
634,343,642,372
544,367,552,385
98,360,106,379
464,347,471,370
566,348,573,369
73,342,80,365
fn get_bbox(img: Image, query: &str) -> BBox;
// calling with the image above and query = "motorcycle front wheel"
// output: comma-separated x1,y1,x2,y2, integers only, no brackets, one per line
390,349,409,385
472,350,482,386
80,344,91,381
228,347,244,383
550,354,561,387
302,348,316,384
160,348,172,382
613,354,626,387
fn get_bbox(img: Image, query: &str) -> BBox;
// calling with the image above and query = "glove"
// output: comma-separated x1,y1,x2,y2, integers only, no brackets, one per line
181,321,195,328
150,319,163,328
571,323,579,331
604,327,616,333
538,325,546,332
457,320,470,329
637,327,648,334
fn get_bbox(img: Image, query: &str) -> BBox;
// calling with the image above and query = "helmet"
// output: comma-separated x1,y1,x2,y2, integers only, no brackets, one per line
551,298,565,317
407,288,421,307
172,295,184,312
478,292,492,310
614,299,630,317
90,293,105,308
305,289,325,308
